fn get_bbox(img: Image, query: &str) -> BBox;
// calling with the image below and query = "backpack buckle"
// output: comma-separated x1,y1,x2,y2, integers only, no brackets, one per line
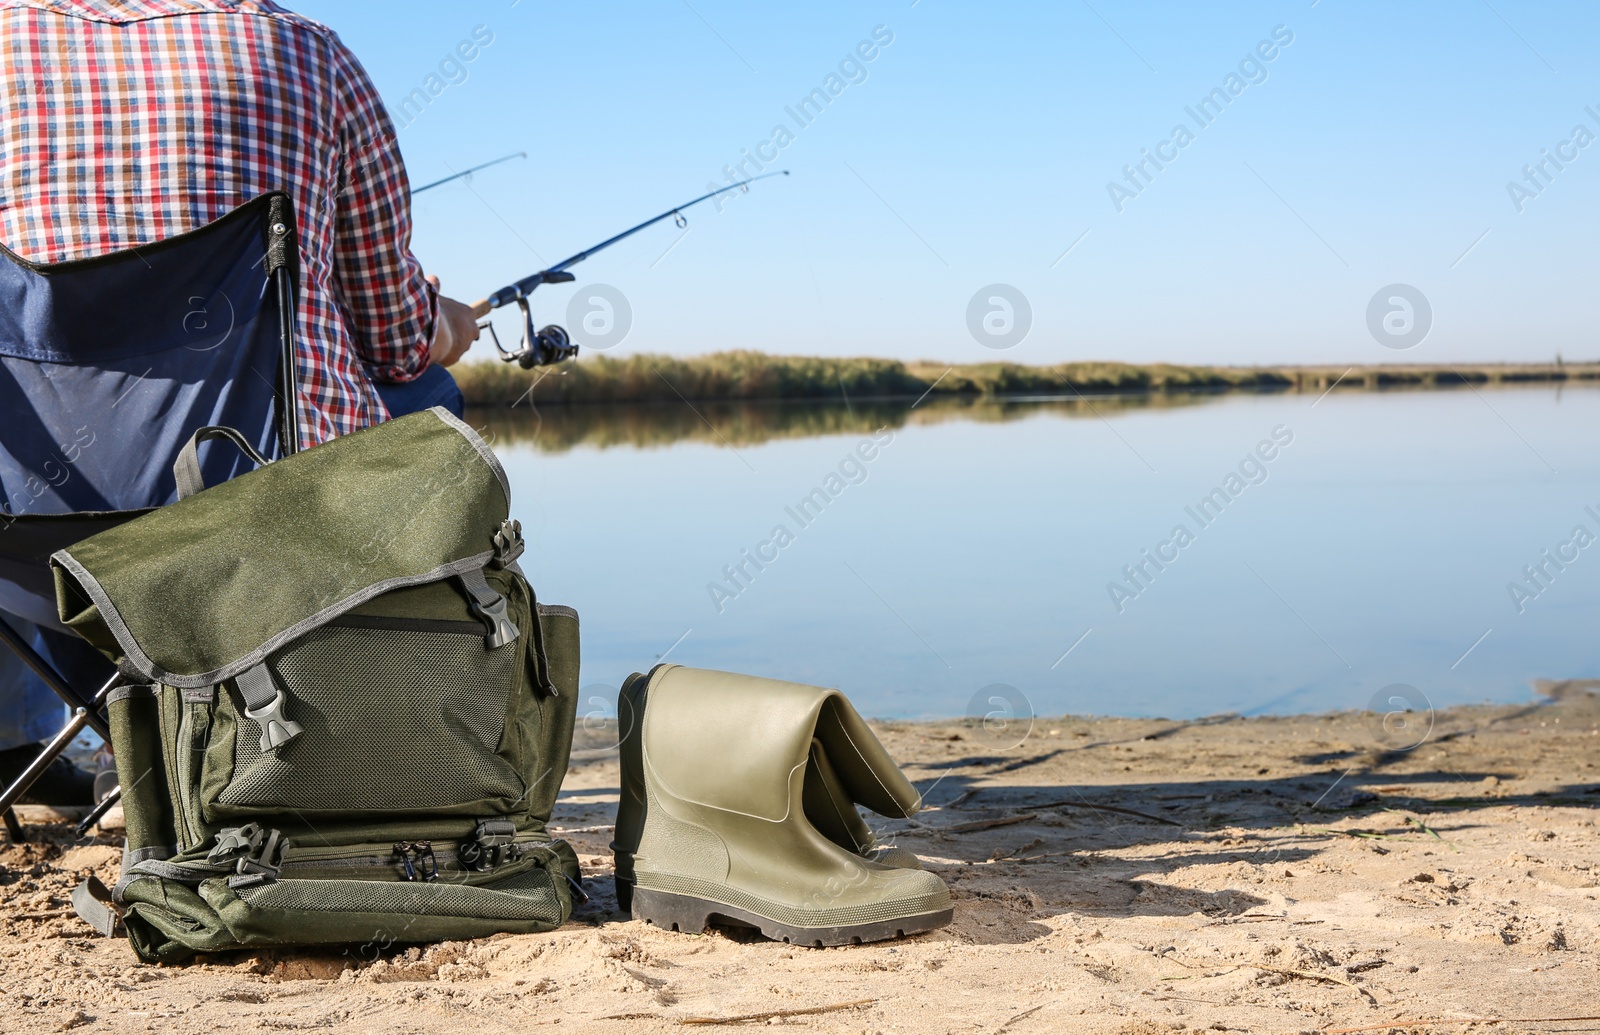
460,569,519,649
492,519,525,569
236,663,303,752
460,818,519,871
473,594,518,650
243,685,304,751
210,823,289,880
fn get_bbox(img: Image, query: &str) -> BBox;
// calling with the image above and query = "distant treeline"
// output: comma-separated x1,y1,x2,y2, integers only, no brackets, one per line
451,352,1293,407
466,392,1222,454
450,351,1600,408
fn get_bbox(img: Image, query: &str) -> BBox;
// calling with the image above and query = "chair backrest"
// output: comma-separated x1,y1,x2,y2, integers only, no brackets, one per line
0,191,301,518
0,192,302,627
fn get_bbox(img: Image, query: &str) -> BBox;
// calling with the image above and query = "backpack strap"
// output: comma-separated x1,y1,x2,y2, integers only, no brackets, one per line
71,875,120,937
172,425,270,501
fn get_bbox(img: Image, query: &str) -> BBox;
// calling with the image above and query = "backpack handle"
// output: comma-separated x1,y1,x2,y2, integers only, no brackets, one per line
173,426,270,501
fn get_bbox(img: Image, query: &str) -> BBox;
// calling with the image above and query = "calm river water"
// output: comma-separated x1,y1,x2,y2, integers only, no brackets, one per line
481,385,1600,722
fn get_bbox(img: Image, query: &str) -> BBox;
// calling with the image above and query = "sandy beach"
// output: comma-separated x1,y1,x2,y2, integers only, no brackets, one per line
3,688,1596,1034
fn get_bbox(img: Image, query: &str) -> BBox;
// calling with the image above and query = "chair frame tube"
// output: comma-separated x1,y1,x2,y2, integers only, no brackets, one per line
0,671,121,818
0,617,111,740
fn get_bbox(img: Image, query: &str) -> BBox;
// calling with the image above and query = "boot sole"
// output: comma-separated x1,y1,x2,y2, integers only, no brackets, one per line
629,886,952,948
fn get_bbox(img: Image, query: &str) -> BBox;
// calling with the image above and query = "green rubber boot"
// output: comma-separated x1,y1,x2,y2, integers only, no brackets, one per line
614,674,922,879
611,665,951,946
802,738,923,870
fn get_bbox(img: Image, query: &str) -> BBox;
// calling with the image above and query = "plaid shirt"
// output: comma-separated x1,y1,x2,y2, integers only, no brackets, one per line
0,0,438,448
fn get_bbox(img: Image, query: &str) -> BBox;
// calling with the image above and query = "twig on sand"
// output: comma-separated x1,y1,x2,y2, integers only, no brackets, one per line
940,787,981,810
1308,826,1404,842
677,998,876,1025
1190,915,1326,930
7,910,75,923
1325,1017,1600,1033
1310,818,1461,854
995,1000,1053,1032
1204,913,1289,926
1163,955,1373,1003
1385,809,1462,853
1017,799,1183,826
1242,963,1361,989
936,814,1037,834
990,837,1045,862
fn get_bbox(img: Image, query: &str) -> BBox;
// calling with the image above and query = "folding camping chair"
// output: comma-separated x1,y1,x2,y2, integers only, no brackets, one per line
0,192,304,839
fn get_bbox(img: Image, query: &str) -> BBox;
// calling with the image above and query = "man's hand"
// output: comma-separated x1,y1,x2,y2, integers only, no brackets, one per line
427,274,481,368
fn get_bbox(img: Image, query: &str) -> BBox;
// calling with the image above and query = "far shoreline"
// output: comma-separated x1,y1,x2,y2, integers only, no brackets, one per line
451,352,1600,408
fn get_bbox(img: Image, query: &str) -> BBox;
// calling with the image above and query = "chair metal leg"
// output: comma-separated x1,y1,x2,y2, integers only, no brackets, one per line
0,618,112,741
0,672,122,835
0,705,95,820
2,806,20,840
76,785,122,837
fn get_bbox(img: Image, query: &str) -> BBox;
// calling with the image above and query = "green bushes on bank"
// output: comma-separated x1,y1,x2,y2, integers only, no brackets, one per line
450,351,1295,407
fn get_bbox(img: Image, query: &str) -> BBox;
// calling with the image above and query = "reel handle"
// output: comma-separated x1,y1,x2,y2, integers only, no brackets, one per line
469,299,492,320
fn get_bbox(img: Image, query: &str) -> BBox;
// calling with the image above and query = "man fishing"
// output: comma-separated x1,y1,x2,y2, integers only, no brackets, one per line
0,0,478,801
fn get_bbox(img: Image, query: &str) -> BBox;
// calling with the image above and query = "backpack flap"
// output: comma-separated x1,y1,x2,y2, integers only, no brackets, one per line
48,406,511,687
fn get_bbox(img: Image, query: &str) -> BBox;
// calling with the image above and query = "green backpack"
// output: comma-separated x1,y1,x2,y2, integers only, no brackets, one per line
51,408,582,963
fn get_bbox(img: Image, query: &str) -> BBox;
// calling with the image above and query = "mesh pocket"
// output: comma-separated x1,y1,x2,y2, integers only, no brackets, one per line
236,868,563,924
215,624,524,813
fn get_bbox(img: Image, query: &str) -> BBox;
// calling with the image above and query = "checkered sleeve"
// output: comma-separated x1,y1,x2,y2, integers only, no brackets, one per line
327,34,438,384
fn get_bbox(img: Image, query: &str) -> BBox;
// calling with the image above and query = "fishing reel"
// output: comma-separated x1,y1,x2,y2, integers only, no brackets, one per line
481,273,581,369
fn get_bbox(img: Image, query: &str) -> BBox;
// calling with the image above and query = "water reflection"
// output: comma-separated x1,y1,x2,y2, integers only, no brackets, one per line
467,389,1244,453
499,386,1600,720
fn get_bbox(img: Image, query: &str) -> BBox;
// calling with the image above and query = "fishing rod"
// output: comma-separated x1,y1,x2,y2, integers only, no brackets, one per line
468,170,790,368
412,152,528,195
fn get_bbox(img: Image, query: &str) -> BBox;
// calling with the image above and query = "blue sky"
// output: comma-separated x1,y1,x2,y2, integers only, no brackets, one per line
294,0,1600,366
